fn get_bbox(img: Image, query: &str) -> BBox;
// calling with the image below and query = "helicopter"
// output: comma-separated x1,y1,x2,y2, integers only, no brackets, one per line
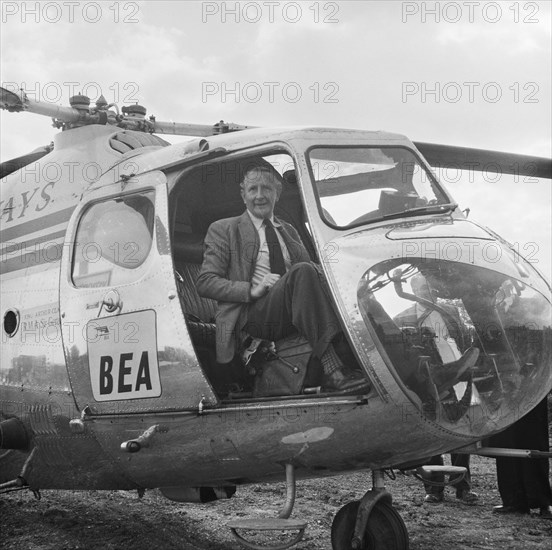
1,85,551,550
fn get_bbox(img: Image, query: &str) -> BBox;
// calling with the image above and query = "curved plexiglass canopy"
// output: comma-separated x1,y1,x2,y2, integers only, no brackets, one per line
358,258,551,436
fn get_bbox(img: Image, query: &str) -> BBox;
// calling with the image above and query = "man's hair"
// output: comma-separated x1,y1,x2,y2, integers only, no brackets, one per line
240,165,282,194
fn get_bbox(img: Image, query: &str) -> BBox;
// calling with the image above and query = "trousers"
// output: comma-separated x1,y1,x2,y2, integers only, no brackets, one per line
244,262,341,358
490,397,552,510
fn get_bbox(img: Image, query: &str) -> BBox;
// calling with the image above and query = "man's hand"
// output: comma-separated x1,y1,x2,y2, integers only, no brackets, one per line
250,274,281,300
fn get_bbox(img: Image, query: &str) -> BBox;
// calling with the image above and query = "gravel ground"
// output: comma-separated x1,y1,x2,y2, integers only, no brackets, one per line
1,455,551,550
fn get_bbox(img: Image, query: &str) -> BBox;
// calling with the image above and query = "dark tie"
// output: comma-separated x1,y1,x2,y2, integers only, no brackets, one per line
264,219,287,276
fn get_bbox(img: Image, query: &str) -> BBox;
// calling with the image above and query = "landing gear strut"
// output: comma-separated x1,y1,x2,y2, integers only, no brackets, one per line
331,470,409,550
228,463,307,550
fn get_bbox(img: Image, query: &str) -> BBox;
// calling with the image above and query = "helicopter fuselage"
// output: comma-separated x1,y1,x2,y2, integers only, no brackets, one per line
1,124,551,494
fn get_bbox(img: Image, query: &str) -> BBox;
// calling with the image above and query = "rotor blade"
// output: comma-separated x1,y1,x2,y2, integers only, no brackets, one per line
0,86,23,110
0,148,50,179
1,86,256,138
0,86,81,122
151,120,257,137
4,83,549,179
415,142,551,180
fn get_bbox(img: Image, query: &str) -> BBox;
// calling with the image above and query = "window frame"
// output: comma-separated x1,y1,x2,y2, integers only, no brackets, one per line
70,188,156,289
306,144,450,231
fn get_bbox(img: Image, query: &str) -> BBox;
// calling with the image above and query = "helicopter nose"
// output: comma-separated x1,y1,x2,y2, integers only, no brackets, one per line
355,255,552,435
318,218,552,443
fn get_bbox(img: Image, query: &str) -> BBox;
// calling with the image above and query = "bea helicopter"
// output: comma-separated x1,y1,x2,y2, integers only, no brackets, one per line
1,86,551,550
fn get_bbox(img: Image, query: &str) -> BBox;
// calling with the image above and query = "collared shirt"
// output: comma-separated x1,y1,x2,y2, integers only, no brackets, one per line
247,210,292,286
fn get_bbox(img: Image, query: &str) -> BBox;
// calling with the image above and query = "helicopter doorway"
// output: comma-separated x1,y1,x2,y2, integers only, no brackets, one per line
169,150,319,399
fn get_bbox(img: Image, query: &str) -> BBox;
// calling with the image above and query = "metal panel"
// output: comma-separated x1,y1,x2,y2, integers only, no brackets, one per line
59,170,218,415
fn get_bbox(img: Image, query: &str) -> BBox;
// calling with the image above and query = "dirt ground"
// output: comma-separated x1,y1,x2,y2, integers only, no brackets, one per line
1,454,551,550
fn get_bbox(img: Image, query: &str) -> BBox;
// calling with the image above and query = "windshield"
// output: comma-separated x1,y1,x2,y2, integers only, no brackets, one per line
308,146,450,227
358,258,552,433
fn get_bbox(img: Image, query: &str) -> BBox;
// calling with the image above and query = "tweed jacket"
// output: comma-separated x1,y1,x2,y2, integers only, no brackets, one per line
196,211,311,363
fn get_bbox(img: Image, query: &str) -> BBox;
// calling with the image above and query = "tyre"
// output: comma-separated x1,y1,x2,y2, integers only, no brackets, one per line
331,500,409,550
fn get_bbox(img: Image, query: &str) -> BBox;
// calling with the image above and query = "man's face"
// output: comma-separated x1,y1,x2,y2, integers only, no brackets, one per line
241,172,280,220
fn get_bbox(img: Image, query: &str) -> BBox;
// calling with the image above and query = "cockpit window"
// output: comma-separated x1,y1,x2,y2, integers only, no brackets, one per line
358,258,552,433
308,147,451,227
72,192,155,288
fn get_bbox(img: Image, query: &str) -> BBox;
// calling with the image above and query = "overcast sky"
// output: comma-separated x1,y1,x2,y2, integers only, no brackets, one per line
1,0,551,276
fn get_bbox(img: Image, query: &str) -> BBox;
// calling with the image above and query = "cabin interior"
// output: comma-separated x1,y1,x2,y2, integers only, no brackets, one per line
169,150,320,399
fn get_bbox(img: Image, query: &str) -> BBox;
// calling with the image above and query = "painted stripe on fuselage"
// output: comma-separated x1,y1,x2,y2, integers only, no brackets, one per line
2,230,66,256
0,206,74,242
1,231,66,274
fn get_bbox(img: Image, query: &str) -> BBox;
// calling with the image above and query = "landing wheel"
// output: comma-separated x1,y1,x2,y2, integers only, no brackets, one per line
331,500,409,550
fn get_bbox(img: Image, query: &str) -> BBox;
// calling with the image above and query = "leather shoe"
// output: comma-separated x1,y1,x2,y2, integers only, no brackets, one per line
456,490,478,504
539,506,552,519
424,493,443,503
323,369,370,394
492,505,529,514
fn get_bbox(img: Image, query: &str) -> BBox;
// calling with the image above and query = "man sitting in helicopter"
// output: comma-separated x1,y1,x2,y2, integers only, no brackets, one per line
196,165,369,393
